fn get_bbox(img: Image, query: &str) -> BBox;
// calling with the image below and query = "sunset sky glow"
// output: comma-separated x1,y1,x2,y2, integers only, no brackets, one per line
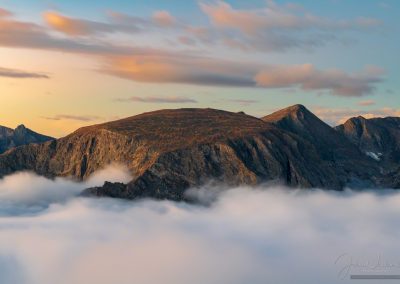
0,0,398,137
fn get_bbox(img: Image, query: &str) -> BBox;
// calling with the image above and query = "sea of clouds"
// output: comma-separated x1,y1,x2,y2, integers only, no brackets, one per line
0,165,400,284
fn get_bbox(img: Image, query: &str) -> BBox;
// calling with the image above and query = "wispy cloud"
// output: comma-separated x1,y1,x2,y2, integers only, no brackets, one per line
200,1,381,33
195,0,382,52
358,100,376,106
152,11,176,27
227,99,259,105
43,11,143,37
0,7,12,17
115,96,197,103
42,114,101,122
0,67,49,79
255,64,384,97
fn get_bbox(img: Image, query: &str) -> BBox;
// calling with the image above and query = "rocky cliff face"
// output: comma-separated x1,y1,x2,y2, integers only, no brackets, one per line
0,124,53,154
0,106,395,200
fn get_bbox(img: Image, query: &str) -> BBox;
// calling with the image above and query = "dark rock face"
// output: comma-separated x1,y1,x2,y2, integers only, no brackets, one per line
0,105,396,201
0,124,54,154
262,105,380,186
82,182,128,198
335,116,400,166
335,116,400,187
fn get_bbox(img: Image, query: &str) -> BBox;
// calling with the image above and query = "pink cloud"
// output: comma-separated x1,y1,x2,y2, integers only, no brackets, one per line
200,1,381,33
0,8,12,18
152,11,176,27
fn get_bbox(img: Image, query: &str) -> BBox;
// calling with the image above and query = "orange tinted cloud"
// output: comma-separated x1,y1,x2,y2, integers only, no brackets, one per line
201,1,265,33
44,11,103,36
102,55,256,87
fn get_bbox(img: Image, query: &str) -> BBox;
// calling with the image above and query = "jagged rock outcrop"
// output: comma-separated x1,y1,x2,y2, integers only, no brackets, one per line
0,105,394,200
0,124,53,154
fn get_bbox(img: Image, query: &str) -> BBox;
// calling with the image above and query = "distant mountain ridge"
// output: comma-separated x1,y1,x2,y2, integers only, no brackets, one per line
0,105,398,200
335,116,400,187
0,124,53,154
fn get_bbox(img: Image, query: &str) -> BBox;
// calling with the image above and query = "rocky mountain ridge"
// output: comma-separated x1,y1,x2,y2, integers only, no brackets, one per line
0,124,54,154
0,105,398,200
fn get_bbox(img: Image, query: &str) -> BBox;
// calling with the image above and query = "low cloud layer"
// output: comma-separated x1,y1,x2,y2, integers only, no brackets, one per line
0,164,131,215
0,167,400,284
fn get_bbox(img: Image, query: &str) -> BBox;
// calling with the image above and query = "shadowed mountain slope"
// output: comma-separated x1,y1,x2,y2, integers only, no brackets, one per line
336,116,400,187
335,116,400,166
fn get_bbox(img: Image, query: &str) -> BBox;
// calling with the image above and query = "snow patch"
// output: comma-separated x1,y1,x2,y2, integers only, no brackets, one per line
366,151,383,161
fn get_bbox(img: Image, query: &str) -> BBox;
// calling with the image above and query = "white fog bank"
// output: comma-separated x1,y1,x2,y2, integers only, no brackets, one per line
0,169,399,284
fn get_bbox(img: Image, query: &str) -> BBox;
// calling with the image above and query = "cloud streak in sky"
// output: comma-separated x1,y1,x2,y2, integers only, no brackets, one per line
0,67,49,79
101,55,257,87
255,64,384,97
200,1,381,33
42,114,102,122
116,95,197,103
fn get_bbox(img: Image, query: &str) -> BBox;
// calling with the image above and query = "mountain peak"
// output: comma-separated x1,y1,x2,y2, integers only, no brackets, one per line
14,124,27,134
262,104,366,163
287,104,307,112
0,124,53,154
15,124,26,130
262,104,317,126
